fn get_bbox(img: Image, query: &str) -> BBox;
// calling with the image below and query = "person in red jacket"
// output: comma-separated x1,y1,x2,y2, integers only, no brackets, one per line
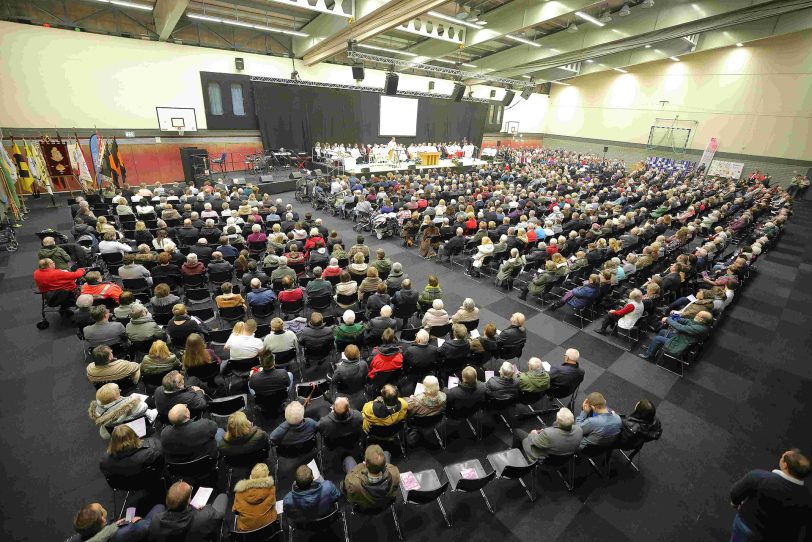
277,275,303,304
80,270,123,303
367,328,403,379
33,258,86,313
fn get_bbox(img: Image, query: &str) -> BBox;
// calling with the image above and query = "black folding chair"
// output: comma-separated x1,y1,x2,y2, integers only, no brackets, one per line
487,448,538,502
399,469,452,527
443,459,496,515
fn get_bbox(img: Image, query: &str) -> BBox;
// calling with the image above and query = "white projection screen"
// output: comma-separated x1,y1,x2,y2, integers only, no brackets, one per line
379,96,418,137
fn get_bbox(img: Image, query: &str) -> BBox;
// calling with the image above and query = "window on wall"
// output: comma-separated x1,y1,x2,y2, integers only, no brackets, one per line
230,84,246,116
207,82,223,115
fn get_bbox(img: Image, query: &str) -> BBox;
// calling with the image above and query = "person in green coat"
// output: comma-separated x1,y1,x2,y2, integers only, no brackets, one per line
369,248,392,276
518,260,556,300
38,237,72,270
639,311,712,360
334,310,365,343
496,248,525,284
518,357,550,393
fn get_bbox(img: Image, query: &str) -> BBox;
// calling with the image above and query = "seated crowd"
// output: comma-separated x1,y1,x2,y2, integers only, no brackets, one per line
32,150,795,541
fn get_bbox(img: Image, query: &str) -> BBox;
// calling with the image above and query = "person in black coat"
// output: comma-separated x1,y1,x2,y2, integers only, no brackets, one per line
151,252,183,285
658,264,683,296
330,345,369,404
206,252,233,276
446,366,486,412
100,425,164,480
149,481,227,542
547,348,585,398
189,239,214,262
437,227,467,262
317,397,364,469
166,305,209,346
365,306,397,342
299,312,334,356
150,371,208,420
365,283,391,318
249,353,293,397
392,280,420,309
160,404,222,464
438,324,471,366
496,313,527,353
218,411,270,459
403,330,438,376
485,362,520,400
616,399,663,451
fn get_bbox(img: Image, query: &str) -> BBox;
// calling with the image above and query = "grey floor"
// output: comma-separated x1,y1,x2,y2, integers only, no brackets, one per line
1,189,810,541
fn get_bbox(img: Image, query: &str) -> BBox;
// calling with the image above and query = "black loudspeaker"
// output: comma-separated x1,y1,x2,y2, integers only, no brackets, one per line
384,72,399,95
361,167,371,174
502,90,515,106
179,147,207,185
235,57,244,70
232,177,246,185
496,140,501,146
408,164,416,171
260,175,274,183
352,65,365,80
490,89,496,98
450,83,466,102
520,88,532,100
289,172,302,180
428,81,435,91
539,82,552,95
603,146,609,153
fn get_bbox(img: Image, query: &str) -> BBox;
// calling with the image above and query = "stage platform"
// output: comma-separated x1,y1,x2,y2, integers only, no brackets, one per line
343,158,488,175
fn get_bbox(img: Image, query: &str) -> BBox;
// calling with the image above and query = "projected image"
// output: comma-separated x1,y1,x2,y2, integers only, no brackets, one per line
379,95,418,137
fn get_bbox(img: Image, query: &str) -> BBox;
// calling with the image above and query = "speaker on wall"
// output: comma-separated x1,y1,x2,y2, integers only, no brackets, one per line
235,57,244,70
539,82,552,95
520,88,532,100
450,83,466,102
603,146,609,153
502,90,515,106
428,81,435,91
490,89,496,98
352,64,365,81
384,72,399,95
361,167,371,174
289,172,302,180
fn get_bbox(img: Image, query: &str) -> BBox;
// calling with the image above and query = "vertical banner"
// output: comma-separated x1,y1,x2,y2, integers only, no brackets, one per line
698,137,718,170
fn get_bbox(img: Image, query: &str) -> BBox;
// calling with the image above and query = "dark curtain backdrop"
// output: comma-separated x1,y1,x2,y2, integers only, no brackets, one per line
252,81,492,151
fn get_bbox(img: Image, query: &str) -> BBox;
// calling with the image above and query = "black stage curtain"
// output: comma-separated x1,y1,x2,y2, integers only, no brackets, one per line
252,81,491,151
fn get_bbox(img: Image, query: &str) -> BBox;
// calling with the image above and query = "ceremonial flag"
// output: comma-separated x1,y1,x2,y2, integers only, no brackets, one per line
109,138,126,184
25,139,53,195
70,136,92,191
0,142,21,211
89,131,103,187
11,139,33,192
100,139,114,187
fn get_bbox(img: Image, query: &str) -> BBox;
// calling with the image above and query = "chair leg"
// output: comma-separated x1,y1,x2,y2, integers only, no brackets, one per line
340,510,350,542
437,496,453,527
480,488,494,514
465,417,479,440
518,476,535,502
117,490,130,519
390,505,403,541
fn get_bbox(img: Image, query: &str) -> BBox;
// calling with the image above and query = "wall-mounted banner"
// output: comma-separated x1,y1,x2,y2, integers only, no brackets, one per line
708,160,744,179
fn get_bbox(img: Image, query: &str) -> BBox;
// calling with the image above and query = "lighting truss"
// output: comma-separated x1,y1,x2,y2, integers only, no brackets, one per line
250,76,493,103
346,50,530,87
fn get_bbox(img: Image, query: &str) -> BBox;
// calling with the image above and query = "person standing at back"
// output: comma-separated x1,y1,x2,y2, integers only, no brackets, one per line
729,449,811,542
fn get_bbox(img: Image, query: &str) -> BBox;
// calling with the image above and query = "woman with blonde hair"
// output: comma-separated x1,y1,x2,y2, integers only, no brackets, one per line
88,383,148,439
348,252,368,282
100,424,163,481
467,236,494,277
358,266,382,301
232,462,277,532
220,411,269,458
141,339,182,375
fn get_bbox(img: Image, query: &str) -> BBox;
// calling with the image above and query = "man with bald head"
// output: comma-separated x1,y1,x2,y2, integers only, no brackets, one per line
69,500,163,542
317,397,364,473
33,258,86,314
148,481,227,542
160,403,222,464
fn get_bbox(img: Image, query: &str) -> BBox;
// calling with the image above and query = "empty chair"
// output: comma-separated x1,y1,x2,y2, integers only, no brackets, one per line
443,459,497,515
486,448,538,502
103,461,164,520
399,469,452,527
538,453,576,491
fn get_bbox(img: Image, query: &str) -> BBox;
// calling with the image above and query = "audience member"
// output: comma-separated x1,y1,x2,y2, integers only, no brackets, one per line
486,361,520,400
513,407,583,461
269,401,318,446
218,411,269,458
232,463,277,532
86,345,141,386
517,357,550,393
548,348,584,398
87,382,148,439
576,392,622,448
148,481,227,542
282,464,341,521
344,444,400,510
362,384,408,431
160,403,222,463
84,306,127,347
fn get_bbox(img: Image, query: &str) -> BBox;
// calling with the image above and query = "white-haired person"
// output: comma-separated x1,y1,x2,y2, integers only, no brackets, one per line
513,407,583,461
180,253,205,277
87,382,148,439
597,288,645,335
422,299,450,329
269,401,317,450
451,298,480,324
485,361,520,401
38,236,72,270
334,309,364,344
517,357,550,393
407,375,447,417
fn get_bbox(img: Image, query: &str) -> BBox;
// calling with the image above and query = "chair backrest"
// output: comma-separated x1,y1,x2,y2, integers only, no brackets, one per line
185,287,212,303
462,319,480,332
405,481,449,505
288,504,343,532
304,342,333,361
254,389,289,414
122,277,149,291
280,298,304,313
399,327,419,342
393,302,418,321
367,419,405,440
498,342,524,360
228,357,260,373
275,435,317,458
104,461,163,491
429,323,452,338
230,518,282,542
208,394,247,417
186,362,221,383
94,376,137,395
518,389,546,406
501,461,538,479
408,412,444,428
209,270,233,284
142,369,173,391
455,470,496,492
335,293,357,306
208,327,233,344
367,368,403,391
251,302,276,319
188,307,215,322
540,453,574,469
166,454,218,481
220,305,247,321
486,395,517,411
307,294,333,311
182,274,206,288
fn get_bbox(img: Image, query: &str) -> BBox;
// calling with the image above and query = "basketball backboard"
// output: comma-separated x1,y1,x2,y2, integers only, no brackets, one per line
156,107,198,133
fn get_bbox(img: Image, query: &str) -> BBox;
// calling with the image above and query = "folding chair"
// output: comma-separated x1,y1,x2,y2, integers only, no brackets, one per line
486,448,538,502
230,517,282,542
208,394,248,427
399,469,452,527
350,498,403,541
286,503,349,542
443,459,496,515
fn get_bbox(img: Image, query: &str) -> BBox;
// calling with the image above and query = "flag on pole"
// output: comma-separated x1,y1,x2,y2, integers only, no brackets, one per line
11,139,33,192
24,139,53,196
70,135,92,191
89,131,103,188
100,139,114,187
0,142,22,212
109,137,126,185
